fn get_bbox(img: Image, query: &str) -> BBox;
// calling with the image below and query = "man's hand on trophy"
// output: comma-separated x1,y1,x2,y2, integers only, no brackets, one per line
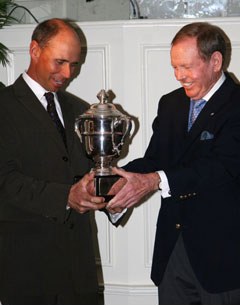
105,171,127,214
106,168,161,210
68,172,106,214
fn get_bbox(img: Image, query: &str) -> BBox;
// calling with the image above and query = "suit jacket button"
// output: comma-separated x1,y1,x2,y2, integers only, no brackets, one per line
69,223,74,229
176,223,181,229
62,156,68,162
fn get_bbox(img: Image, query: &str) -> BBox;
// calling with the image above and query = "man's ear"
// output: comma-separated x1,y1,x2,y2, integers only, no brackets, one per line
29,40,41,61
211,51,223,72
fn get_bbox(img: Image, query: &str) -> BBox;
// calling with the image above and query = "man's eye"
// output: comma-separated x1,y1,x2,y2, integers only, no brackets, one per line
56,60,64,65
71,63,79,68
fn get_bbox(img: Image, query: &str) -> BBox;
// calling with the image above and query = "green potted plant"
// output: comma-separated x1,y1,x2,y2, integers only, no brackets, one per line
0,0,38,87
0,0,19,67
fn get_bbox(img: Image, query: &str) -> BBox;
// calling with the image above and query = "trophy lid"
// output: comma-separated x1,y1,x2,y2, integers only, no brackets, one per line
79,89,125,118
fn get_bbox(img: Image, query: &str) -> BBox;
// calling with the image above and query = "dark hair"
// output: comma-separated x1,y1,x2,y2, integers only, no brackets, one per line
31,18,80,48
171,22,229,68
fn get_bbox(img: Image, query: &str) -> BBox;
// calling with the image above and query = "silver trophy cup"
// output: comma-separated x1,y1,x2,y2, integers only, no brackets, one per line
75,89,132,200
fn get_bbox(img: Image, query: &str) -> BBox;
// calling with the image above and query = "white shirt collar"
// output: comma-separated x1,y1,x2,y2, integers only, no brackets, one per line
22,71,54,101
22,72,64,124
202,72,226,102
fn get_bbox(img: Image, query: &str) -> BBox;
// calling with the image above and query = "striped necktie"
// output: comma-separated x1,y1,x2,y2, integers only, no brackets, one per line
188,99,206,131
44,92,67,148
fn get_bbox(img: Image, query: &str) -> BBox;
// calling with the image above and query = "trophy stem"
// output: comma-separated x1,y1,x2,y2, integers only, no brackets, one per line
93,156,114,176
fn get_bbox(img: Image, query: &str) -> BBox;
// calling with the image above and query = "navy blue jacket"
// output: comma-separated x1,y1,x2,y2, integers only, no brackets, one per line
125,73,240,293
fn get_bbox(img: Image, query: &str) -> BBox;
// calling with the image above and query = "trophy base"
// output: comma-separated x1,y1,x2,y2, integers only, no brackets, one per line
95,175,119,202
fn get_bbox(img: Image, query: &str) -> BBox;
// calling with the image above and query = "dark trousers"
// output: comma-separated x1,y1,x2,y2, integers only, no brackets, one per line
158,234,240,305
1,292,99,305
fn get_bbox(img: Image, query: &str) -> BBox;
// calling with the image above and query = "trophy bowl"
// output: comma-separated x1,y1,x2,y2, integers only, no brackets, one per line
75,89,132,200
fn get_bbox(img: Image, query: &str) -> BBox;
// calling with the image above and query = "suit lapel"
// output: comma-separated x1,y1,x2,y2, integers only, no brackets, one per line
175,74,236,162
169,92,191,158
57,91,75,152
13,76,68,152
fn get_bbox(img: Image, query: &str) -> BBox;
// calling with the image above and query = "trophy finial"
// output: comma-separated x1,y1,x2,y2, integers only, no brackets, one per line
97,89,109,104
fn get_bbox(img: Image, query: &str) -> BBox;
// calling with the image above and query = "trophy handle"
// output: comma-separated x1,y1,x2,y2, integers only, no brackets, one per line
122,117,132,142
75,121,83,143
112,117,132,155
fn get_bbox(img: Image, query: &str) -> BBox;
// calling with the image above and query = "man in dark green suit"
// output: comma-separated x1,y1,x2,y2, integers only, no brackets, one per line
0,18,107,305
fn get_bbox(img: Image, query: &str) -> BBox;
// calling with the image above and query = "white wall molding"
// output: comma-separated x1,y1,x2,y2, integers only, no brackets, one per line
104,283,157,295
103,283,158,305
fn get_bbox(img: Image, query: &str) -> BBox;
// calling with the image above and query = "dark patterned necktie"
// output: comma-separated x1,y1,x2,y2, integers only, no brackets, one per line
44,92,67,148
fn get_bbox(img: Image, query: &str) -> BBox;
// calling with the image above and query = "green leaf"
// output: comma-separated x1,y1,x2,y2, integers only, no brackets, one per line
0,0,18,28
0,42,10,66
0,0,38,67
0,0,18,66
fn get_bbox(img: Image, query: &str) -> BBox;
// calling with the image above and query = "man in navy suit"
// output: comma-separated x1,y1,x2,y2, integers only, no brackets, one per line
0,18,107,305
107,22,240,304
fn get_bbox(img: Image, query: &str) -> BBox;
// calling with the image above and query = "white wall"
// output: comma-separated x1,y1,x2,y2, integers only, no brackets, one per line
0,18,240,305
13,0,130,22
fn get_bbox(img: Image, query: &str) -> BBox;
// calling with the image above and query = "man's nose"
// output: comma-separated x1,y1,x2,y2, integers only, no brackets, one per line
175,70,184,81
62,64,71,79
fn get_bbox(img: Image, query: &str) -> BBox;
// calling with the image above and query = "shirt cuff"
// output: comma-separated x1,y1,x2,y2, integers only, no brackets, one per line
157,170,171,198
108,208,127,223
